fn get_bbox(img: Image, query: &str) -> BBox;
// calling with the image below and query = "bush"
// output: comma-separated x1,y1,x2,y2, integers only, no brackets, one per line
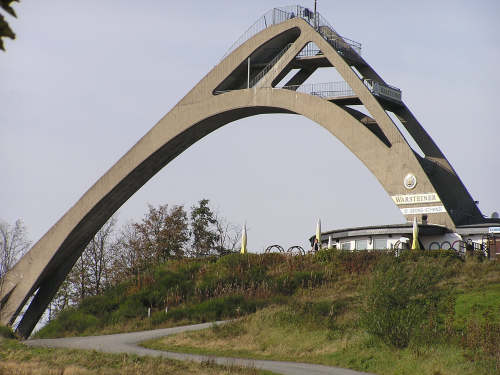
79,294,120,316
314,248,338,263
164,295,265,323
0,325,15,339
151,310,168,325
112,296,146,321
360,257,449,348
37,309,99,337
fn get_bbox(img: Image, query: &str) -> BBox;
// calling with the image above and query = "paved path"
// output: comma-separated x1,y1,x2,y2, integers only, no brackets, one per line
26,322,374,375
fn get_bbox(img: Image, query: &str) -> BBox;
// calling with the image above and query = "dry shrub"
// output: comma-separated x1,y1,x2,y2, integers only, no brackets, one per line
337,251,381,274
461,320,500,370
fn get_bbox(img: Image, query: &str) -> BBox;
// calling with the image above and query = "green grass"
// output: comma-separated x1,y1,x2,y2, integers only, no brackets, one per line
454,283,500,327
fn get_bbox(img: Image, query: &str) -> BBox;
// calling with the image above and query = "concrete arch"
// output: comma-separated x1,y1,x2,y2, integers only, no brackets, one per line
0,8,484,337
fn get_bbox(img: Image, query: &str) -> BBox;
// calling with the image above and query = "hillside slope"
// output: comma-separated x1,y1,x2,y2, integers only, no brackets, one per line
37,250,500,374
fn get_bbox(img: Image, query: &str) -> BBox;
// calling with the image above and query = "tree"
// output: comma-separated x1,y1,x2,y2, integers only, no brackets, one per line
110,204,190,283
53,217,117,309
86,217,116,295
48,278,71,321
110,221,145,282
0,218,30,319
190,199,219,257
68,252,91,304
214,212,241,255
134,204,189,263
0,0,19,51
0,218,30,279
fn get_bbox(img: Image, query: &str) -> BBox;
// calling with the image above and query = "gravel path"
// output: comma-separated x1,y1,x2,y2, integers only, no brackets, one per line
25,322,374,375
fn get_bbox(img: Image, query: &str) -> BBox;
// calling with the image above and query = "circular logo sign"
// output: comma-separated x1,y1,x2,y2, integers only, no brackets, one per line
404,173,417,190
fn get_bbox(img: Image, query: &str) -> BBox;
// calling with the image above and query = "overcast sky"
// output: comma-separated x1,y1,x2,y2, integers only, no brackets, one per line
1,0,499,252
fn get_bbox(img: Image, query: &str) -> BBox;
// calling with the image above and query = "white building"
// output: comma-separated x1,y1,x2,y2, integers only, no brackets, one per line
313,222,500,259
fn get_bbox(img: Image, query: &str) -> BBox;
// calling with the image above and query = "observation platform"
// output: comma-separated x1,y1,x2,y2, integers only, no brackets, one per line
215,5,402,108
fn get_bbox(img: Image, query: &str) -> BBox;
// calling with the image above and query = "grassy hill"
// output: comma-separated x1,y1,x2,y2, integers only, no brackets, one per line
35,250,500,374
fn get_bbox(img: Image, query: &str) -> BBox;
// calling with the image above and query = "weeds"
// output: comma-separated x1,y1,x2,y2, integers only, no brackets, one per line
210,321,247,339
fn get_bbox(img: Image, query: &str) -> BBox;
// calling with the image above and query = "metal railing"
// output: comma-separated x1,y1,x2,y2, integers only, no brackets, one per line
364,79,402,103
264,244,306,255
281,81,355,99
297,42,322,58
215,78,402,105
428,239,490,259
248,43,293,87
221,7,293,61
296,39,362,64
312,10,362,56
323,35,363,62
221,5,361,60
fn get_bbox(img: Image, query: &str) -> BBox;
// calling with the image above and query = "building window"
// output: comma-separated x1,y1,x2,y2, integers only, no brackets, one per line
341,242,352,250
355,239,368,250
373,238,387,249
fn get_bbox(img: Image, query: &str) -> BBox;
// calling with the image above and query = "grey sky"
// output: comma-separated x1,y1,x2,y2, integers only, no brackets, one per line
1,0,499,252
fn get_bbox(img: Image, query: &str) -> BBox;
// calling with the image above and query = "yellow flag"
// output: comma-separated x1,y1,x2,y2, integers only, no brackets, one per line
241,224,247,254
411,217,420,250
316,219,321,249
